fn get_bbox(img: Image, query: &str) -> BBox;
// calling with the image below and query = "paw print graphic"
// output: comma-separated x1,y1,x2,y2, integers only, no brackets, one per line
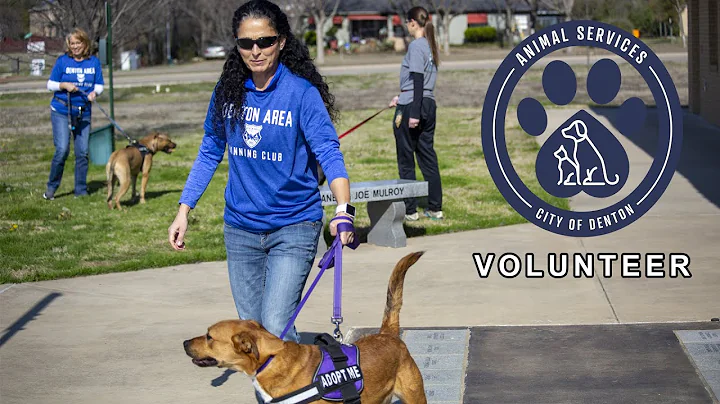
517,59,648,199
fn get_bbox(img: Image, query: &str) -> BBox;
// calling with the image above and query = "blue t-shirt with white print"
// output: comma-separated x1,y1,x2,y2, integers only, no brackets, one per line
179,63,348,233
49,54,104,117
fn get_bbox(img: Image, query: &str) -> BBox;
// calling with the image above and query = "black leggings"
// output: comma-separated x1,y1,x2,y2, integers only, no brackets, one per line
392,98,442,213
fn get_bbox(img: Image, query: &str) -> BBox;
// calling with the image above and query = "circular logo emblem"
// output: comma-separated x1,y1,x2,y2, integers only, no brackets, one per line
481,21,683,237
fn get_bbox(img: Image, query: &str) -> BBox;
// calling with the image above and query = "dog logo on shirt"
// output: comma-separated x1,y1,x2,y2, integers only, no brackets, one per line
243,123,263,148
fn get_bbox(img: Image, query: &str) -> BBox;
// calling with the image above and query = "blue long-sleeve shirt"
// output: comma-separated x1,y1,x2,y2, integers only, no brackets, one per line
47,54,104,117
179,63,348,232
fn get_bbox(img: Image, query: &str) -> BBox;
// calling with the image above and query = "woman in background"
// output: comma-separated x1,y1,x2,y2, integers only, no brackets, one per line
45,27,104,200
389,6,444,221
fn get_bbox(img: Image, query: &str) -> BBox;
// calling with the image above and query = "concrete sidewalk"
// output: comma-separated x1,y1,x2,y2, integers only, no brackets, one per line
1,108,719,403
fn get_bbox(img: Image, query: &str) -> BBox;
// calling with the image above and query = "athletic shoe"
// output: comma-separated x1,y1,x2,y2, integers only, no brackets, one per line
404,212,419,221
43,192,54,201
424,210,444,220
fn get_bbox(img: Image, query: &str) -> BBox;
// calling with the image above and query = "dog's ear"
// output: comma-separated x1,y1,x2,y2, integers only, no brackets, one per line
232,332,259,360
150,135,159,153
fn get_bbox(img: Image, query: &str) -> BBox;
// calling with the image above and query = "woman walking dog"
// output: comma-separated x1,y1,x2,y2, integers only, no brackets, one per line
44,28,104,200
389,6,444,221
168,0,355,346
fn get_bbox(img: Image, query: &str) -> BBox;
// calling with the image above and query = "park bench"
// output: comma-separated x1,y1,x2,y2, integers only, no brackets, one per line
318,179,428,252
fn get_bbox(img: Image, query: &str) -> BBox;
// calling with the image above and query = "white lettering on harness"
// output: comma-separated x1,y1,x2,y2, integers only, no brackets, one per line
319,366,362,389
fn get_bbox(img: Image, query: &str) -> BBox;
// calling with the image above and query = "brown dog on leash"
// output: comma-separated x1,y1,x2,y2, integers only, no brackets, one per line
184,252,427,403
106,131,176,210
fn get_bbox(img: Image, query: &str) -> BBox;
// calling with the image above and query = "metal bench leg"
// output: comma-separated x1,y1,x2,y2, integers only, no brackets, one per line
367,200,407,248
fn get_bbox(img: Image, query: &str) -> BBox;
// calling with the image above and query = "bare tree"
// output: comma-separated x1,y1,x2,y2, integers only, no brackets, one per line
29,0,171,55
669,0,686,47
520,0,539,33
299,0,339,65
424,0,467,56
491,0,516,47
388,0,421,49
1,0,36,40
30,0,105,48
178,0,235,54
275,0,309,36
540,0,574,21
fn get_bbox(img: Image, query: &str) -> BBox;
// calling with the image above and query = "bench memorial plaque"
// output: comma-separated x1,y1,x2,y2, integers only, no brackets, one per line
319,179,428,250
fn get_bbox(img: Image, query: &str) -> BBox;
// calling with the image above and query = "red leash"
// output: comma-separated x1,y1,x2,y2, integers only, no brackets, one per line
338,106,391,140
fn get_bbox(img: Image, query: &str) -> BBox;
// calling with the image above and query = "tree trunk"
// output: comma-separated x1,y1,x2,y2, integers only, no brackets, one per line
315,14,326,65
505,5,514,47
675,4,687,48
529,0,538,34
443,14,451,56
200,22,207,56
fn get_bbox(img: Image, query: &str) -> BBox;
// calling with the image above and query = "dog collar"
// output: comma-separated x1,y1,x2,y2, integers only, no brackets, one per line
129,142,153,155
256,355,273,374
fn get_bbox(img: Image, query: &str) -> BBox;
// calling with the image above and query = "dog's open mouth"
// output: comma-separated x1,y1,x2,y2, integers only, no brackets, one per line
164,146,176,153
192,357,218,367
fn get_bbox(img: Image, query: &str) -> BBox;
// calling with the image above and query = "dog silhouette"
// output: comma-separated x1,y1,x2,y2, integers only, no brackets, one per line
553,145,579,185
560,119,619,186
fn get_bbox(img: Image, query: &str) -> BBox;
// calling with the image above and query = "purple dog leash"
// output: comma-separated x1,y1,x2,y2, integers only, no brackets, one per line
279,217,359,342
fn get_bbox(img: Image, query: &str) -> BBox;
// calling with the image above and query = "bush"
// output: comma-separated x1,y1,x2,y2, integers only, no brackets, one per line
304,30,317,45
464,26,497,43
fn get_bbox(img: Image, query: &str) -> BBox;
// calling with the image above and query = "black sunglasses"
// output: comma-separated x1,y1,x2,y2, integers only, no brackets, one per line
235,36,279,50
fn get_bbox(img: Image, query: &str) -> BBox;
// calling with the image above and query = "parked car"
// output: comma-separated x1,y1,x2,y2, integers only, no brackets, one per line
203,44,227,59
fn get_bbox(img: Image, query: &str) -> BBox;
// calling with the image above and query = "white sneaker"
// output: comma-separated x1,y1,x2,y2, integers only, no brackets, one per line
404,212,419,221
424,210,444,220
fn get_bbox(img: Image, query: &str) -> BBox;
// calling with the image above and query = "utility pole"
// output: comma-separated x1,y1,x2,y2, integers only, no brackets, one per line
106,1,114,120
166,3,173,65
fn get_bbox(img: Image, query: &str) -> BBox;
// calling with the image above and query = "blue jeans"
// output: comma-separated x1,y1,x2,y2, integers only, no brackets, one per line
224,221,322,344
47,110,91,196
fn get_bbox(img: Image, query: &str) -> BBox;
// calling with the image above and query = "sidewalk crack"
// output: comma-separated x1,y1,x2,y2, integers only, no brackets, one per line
580,239,620,323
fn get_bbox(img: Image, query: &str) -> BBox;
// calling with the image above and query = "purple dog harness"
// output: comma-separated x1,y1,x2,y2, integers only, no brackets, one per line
258,218,363,404
313,334,364,401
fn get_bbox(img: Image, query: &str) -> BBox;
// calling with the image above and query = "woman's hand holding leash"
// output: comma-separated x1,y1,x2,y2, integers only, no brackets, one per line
389,95,399,108
60,82,78,93
330,213,355,246
389,96,418,127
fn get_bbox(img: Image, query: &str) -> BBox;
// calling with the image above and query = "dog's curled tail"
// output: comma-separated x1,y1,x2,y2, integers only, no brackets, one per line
380,251,424,337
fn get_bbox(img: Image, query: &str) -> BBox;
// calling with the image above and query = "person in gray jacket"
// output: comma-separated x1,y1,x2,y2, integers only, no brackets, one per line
389,6,444,221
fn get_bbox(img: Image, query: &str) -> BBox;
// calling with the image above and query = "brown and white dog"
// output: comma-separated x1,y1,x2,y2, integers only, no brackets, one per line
105,131,176,210
183,252,427,403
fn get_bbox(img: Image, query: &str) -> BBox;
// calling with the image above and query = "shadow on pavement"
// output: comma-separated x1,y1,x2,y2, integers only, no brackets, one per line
591,106,720,209
0,292,62,348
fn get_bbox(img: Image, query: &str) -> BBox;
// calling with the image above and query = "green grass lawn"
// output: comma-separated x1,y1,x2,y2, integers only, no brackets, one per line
0,100,568,283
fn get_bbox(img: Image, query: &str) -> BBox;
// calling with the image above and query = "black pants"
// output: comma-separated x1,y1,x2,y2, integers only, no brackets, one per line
393,98,442,214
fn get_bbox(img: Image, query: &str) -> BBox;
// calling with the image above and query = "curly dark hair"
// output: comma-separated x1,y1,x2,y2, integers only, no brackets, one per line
212,0,337,134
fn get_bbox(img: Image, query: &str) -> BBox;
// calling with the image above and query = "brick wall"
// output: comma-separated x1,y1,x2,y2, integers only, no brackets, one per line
689,0,720,127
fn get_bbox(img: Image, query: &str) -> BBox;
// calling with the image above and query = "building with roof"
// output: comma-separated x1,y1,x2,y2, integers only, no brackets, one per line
312,0,564,48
